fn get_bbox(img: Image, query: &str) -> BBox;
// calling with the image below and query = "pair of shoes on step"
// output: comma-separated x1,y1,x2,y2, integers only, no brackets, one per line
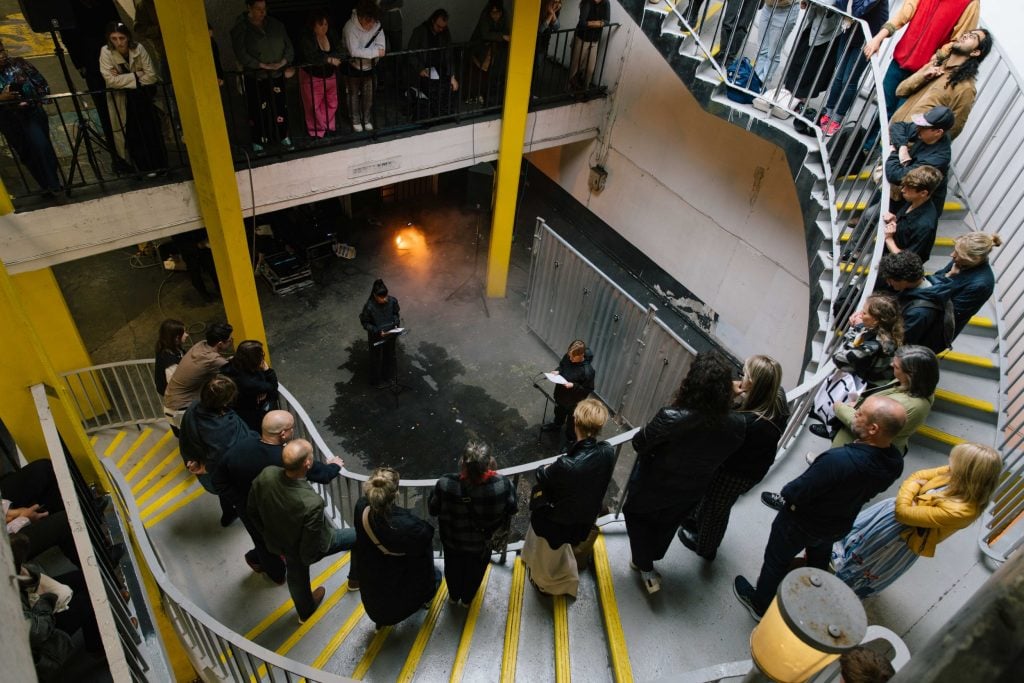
752,87,795,120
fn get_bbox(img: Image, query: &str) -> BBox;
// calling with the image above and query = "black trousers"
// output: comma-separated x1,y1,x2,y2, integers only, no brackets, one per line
369,336,397,385
625,500,697,571
443,549,489,604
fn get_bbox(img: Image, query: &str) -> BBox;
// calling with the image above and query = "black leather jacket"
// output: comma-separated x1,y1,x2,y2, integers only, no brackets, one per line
553,349,596,408
624,407,745,514
531,437,614,547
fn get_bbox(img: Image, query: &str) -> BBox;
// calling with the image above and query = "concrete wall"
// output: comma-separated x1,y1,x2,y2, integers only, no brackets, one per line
530,3,809,382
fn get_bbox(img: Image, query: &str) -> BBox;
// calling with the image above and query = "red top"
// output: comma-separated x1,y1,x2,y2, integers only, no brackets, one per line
893,0,972,71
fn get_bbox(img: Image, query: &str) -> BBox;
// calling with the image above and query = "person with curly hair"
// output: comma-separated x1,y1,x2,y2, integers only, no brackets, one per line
623,351,746,594
891,28,992,140
679,355,789,561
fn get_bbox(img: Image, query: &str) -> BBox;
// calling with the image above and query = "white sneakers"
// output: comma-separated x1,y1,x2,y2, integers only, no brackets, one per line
752,88,795,120
352,122,364,132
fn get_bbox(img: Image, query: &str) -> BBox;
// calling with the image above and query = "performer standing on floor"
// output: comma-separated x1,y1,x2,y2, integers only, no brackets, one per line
359,278,401,388
542,340,596,445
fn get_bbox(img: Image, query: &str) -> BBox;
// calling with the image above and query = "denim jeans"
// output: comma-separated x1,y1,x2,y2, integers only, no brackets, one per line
752,512,838,611
824,35,869,119
286,526,356,619
754,3,799,85
882,61,914,119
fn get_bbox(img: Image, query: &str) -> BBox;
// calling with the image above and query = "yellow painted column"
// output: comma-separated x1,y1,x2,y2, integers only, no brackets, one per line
12,269,111,421
0,192,108,486
154,0,267,349
486,0,541,297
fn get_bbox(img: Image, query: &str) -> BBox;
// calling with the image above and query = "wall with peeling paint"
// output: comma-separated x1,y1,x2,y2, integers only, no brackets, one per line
529,4,809,383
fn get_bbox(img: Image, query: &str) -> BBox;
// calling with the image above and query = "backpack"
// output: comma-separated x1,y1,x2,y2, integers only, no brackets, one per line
725,57,763,105
904,297,956,353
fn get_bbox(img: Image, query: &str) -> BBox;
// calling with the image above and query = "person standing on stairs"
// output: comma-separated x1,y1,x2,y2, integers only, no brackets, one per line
880,253,954,354
678,355,789,562
885,105,954,217
734,395,906,621
248,439,357,624
163,322,233,430
890,28,992,141
153,318,187,397
928,231,1001,339
428,441,517,607
567,0,609,92
179,376,255,527
353,467,440,628
624,351,745,594
795,344,936,467
523,398,615,597
831,442,1001,598
880,165,943,264
213,410,348,586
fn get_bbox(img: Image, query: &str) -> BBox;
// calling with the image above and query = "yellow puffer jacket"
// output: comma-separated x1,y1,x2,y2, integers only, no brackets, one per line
895,466,980,557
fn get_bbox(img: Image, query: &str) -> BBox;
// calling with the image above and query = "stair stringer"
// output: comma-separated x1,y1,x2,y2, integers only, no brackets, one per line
620,0,842,381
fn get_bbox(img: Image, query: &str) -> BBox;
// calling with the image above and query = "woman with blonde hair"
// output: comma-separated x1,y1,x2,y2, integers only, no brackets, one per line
680,355,789,561
354,467,439,628
930,232,1001,338
832,442,1002,598
523,398,614,597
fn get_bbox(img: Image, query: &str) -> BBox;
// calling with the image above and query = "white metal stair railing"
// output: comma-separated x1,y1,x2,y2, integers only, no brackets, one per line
950,38,1024,562
101,460,350,683
632,0,892,396
29,383,175,683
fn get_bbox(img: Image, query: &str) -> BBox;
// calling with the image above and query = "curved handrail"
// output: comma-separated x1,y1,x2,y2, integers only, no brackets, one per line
666,0,891,397
101,457,348,683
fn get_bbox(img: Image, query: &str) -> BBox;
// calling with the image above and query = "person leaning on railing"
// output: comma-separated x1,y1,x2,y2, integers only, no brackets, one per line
567,0,609,93
100,21,168,178
861,0,980,118
466,0,510,106
231,0,296,151
297,9,343,139
0,40,63,196
890,28,992,141
406,8,459,119
831,442,1001,599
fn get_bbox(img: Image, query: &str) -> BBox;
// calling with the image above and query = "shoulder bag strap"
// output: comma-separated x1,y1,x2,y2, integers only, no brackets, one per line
361,507,405,556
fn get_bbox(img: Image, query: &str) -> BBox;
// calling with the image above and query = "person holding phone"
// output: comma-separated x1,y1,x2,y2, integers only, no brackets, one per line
0,40,62,195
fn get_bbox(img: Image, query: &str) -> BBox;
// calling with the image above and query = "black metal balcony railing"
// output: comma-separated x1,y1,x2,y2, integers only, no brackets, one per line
0,26,616,212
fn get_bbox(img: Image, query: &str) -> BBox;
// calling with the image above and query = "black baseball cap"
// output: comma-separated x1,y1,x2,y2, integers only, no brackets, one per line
912,105,955,131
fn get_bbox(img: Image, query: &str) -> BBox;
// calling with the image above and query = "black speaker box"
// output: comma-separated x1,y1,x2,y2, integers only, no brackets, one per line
18,0,76,33
466,162,495,210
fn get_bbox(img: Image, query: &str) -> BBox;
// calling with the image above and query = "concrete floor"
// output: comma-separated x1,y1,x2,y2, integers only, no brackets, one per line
54,175,626,481
54,174,999,679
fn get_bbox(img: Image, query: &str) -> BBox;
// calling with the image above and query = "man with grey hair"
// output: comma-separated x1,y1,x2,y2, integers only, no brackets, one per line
734,395,907,621
248,438,356,623
216,412,344,586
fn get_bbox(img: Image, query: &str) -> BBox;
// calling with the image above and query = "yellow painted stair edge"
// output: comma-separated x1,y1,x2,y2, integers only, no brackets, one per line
939,350,996,369
933,388,995,414
915,425,966,447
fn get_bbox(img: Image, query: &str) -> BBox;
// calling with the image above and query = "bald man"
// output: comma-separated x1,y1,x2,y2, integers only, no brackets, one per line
247,439,356,623
213,410,344,584
734,396,907,621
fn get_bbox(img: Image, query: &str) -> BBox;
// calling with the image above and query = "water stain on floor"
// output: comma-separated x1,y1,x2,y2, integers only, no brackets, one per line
326,340,554,478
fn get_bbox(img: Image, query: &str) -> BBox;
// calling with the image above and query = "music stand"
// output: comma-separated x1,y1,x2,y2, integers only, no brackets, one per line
532,372,557,444
376,328,411,406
